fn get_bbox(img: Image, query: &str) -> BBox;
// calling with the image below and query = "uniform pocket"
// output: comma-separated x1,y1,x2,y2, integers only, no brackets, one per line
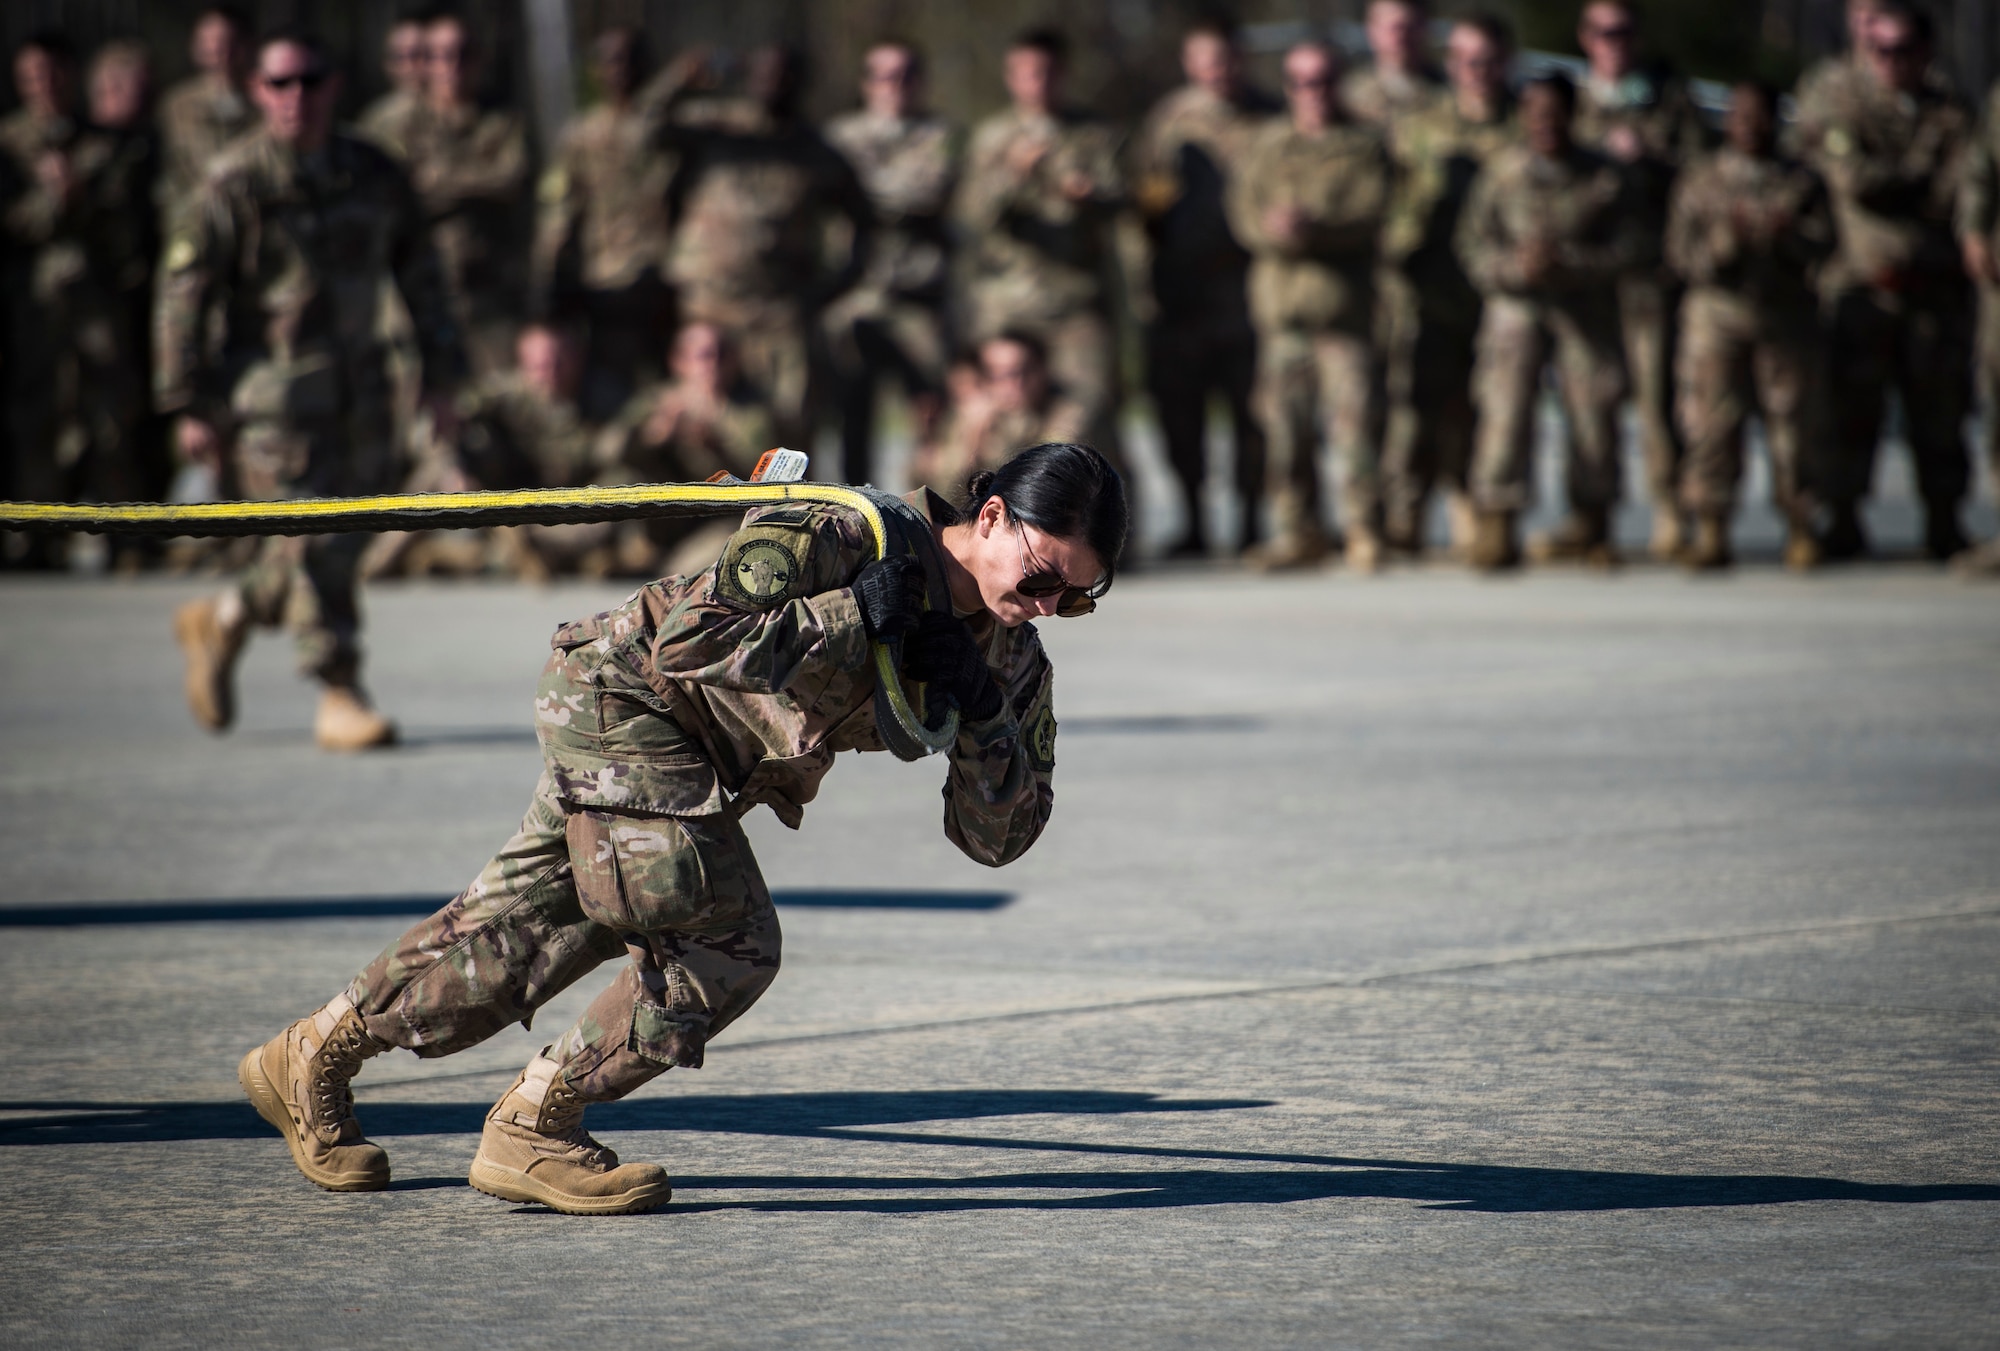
568,810,744,934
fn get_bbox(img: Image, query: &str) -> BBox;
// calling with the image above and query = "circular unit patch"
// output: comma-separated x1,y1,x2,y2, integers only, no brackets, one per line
731,539,799,604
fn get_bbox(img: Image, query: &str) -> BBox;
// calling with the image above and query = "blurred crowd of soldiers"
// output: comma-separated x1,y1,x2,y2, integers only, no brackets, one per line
7,0,2000,625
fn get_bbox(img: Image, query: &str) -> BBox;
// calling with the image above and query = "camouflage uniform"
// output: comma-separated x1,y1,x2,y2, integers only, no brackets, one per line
1338,64,1446,131
664,99,872,454
1798,66,1976,539
1961,79,2000,507
343,490,1056,1119
927,388,1088,496
156,76,256,226
1228,114,1392,551
1574,70,1707,522
155,128,464,685
530,90,680,420
1665,146,1835,524
822,109,957,485
956,107,1127,465
399,104,531,377
593,380,778,572
0,110,148,521
1378,94,1517,549
356,88,424,160
1456,141,1647,520
1130,83,1280,551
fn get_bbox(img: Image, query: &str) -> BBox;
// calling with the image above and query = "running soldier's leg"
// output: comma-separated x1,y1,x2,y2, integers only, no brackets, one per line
347,773,625,1056
1313,328,1384,539
1674,292,1754,521
1551,298,1629,522
1468,298,1550,515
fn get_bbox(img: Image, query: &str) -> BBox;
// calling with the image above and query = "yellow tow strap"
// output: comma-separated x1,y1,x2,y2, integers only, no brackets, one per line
0,481,959,758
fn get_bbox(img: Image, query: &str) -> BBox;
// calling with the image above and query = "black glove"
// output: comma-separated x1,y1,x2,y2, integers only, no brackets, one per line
902,611,1003,721
853,555,925,642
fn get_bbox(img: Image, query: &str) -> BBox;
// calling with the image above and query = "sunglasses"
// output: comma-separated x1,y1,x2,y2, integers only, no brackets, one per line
1870,42,1919,58
1586,24,1637,40
261,69,329,91
1011,515,1100,618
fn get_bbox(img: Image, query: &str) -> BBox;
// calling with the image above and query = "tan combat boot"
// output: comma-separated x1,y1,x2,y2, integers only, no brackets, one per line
238,993,391,1191
315,685,397,751
469,1054,674,1215
1244,529,1331,573
1649,506,1687,562
1468,510,1520,573
1343,528,1384,574
173,594,248,732
1682,514,1732,571
1444,492,1478,563
1528,511,1619,568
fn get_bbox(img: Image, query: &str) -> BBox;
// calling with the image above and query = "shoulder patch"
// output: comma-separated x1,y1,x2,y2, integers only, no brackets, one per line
163,235,197,272
1026,704,1057,772
537,167,568,203
1823,128,1852,158
716,526,809,609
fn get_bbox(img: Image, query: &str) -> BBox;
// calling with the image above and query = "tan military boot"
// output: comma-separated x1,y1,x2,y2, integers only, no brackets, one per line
468,1054,674,1215
1244,530,1331,573
173,594,248,732
238,993,391,1191
1528,511,1619,568
1468,510,1520,573
1343,528,1384,575
1444,492,1478,563
1649,506,1687,562
315,685,397,752
1682,514,1732,571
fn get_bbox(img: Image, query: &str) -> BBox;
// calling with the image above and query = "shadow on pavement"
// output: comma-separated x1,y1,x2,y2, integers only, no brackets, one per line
3,1091,1993,1215
0,889,1012,926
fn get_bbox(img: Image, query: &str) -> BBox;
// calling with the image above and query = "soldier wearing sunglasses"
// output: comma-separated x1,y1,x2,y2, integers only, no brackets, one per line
236,441,1125,1215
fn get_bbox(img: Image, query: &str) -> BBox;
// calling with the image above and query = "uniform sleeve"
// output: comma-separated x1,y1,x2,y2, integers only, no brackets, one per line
1225,137,1279,255
1557,170,1654,280
1454,159,1512,293
1664,164,1723,283
1959,93,2000,242
153,174,235,417
953,120,1032,237
941,637,1055,867
387,161,468,393
1789,170,1840,270
814,143,876,307
649,506,875,697
1302,138,1390,257
418,114,529,214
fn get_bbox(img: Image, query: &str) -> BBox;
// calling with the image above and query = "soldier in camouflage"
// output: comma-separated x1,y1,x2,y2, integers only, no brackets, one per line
1,32,137,569
529,28,683,421
236,441,1127,1215
394,11,530,378
1130,21,1279,558
161,32,465,751
822,42,958,487
355,13,427,155
956,29,1128,476
1377,12,1517,559
156,5,256,231
1341,0,1446,132
1456,74,1648,570
1229,40,1392,572
1797,0,1975,562
1572,0,1708,561
925,331,1088,495
1959,76,2000,575
1666,81,1836,571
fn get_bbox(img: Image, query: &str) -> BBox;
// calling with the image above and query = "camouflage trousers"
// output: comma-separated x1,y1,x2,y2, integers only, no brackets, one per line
1146,314,1263,550
1825,282,1973,513
825,298,950,486
1618,273,1684,510
1254,325,1382,543
348,771,782,1105
1673,290,1818,522
230,405,398,685
1977,281,2000,484
1378,273,1479,545
1469,294,1626,516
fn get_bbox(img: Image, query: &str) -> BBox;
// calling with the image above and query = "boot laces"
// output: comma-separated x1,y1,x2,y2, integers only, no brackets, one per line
538,1080,615,1169
308,1020,373,1140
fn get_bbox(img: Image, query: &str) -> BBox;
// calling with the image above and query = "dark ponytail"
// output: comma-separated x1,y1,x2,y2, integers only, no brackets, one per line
963,442,1128,597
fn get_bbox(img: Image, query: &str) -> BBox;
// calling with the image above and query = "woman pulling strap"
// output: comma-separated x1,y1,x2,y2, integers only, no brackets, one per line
237,442,1129,1214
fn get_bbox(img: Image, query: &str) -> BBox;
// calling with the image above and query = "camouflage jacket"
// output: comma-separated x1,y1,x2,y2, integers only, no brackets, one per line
595,380,774,485
154,128,465,425
1955,78,2000,252
534,488,1056,867
666,99,873,319
156,76,256,223
1574,67,1707,229
823,109,956,308
401,102,531,318
1228,115,1390,333
1665,147,1834,314
1456,142,1650,300
1382,94,1517,328
0,110,124,306
1797,65,1973,290
446,371,596,489
929,390,1088,493
530,99,677,303
356,89,424,158
1339,64,1446,131
1129,83,1280,321
956,107,1126,328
